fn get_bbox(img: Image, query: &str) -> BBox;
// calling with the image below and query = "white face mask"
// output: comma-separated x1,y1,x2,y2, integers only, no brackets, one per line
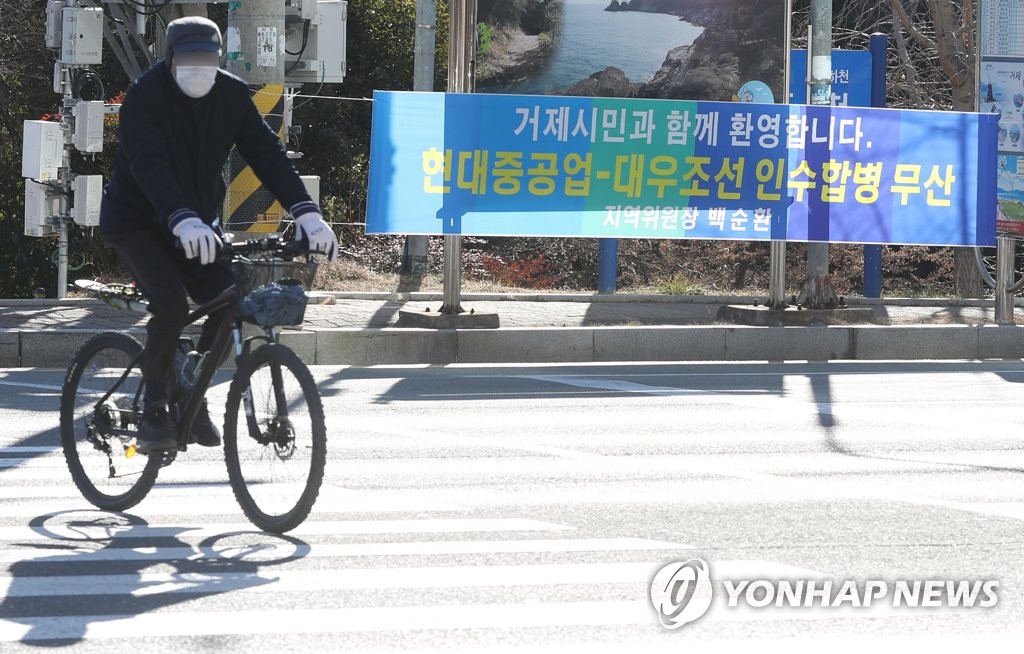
174,65,218,98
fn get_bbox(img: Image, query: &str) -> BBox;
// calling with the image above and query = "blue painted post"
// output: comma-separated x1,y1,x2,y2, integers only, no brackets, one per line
598,238,618,293
863,32,887,298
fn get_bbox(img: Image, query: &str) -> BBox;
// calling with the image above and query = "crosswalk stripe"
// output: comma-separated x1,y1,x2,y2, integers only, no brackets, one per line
0,600,651,642
0,483,452,502
0,537,692,564
0,463,233,481
10,453,1017,477
138,634,1023,654
0,493,465,517
0,518,573,542
0,562,663,598
8,583,944,644
1,457,67,468
0,559,823,599
0,482,229,500
0,380,63,392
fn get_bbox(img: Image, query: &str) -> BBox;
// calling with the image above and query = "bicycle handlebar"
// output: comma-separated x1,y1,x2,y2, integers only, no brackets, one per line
174,233,311,261
222,235,309,260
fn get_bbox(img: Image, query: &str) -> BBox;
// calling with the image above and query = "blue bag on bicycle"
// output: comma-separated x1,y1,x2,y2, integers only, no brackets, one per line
237,280,308,327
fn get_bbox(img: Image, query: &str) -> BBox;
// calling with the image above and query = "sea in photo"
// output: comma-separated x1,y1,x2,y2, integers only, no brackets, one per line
500,0,702,94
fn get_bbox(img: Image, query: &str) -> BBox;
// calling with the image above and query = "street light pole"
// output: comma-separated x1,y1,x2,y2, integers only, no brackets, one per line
799,0,840,309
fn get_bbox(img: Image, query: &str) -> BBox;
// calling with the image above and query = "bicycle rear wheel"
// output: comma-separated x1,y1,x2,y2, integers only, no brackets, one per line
224,344,326,533
60,332,160,510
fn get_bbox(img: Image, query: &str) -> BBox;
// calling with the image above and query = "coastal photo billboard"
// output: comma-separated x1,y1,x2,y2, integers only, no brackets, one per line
476,0,788,104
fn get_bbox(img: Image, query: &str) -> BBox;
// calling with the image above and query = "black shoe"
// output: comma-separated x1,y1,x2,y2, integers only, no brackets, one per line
137,407,177,454
193,402,222,447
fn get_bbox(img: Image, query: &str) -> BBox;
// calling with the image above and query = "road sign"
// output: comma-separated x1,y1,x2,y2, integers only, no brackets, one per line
789,50,872,107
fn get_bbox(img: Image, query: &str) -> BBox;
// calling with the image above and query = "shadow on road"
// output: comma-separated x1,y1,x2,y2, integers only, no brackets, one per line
0,510,309,646
812,371,1024,475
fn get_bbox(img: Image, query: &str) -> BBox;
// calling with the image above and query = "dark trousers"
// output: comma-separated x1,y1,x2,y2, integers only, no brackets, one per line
103,229,233,407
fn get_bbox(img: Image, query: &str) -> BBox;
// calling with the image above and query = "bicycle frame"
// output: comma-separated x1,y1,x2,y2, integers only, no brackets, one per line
88,280,284,453
65,235,326,530
82,235,313,457
175,285,242,443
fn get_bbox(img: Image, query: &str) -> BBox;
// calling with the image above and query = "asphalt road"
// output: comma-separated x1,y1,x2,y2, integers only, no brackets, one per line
1,360,1023,652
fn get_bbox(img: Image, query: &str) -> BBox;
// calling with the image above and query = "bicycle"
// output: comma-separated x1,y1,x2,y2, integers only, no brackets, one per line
59,236,327,534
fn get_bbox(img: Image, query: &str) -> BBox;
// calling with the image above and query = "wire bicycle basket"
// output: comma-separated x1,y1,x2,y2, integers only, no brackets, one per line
233,256,316,328
232,256,318,296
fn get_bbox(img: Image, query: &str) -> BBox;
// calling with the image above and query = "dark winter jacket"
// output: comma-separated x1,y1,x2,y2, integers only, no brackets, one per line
100,60,311,236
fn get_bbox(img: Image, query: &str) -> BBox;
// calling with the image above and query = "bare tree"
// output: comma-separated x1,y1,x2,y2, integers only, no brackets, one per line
0,1,51,141
889,1,980,297
792,1,982,297
793,1,973,112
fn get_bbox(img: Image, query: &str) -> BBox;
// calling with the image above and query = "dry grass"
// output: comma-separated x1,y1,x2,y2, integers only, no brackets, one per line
71,249,982,301
310,258,978,299
312,259,545,294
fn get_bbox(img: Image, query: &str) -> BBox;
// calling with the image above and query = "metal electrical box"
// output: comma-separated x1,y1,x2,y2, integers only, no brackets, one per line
45,0,63,48
72,101,105,153
22,121,64,181
24,181,60,237
72,175,103,227
288,0,319,21
300,175,321,205
61,7,104,65
285,0,347,85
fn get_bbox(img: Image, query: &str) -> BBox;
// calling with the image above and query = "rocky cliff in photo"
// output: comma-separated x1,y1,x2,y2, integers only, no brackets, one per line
603,0,786,101
476,0,564,90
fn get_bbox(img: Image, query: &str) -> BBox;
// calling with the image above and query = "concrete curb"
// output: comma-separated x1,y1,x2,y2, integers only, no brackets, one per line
5,324,1024,367
321,292,1020,309
4,293,1018,308
321,292,1015,309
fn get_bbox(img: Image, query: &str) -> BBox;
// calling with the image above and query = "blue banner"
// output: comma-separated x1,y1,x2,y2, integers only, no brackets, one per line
366,91,997,247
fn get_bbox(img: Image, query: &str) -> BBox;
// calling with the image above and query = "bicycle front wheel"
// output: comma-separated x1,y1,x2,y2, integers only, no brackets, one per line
224,344,326,533
60,332,160,510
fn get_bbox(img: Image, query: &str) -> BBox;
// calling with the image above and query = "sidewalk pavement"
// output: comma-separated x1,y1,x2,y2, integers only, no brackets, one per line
2,292,1024,367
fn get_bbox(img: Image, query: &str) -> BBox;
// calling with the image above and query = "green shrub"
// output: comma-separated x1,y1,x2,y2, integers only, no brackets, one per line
478,22,492,55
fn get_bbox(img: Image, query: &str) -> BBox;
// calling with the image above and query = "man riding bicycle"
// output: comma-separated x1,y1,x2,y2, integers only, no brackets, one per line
99,16,338,454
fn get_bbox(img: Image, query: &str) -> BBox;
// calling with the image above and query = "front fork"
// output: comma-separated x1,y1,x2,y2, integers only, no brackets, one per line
235,325,287,445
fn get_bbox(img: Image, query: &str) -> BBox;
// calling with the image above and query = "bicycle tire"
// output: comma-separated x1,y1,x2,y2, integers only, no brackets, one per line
223,344,326,533
60,332,160,511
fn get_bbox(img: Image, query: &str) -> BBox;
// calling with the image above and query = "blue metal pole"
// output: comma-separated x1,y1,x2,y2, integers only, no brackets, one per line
598,238,618,293
863,33,887,298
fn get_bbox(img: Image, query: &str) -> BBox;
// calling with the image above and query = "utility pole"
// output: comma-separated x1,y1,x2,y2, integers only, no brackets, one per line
798,0,840,309
402,0,436,278
226,1,285,87
439,0,476,315
224,0,288,235
766,0,794,309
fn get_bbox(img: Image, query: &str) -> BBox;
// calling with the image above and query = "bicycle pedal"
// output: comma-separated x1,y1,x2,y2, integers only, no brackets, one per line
154,450,178,468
